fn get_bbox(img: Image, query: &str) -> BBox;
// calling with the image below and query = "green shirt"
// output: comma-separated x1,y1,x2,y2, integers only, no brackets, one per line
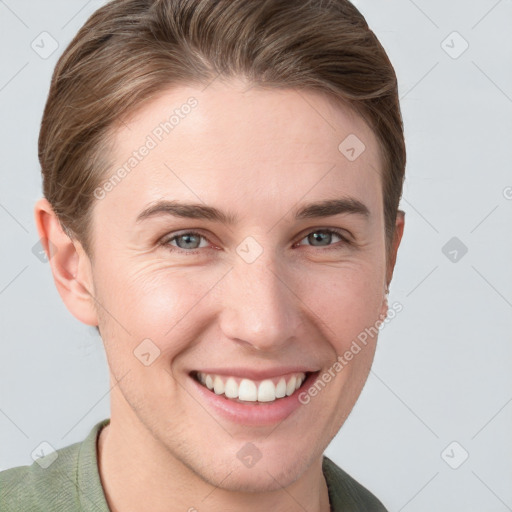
0,418,388,511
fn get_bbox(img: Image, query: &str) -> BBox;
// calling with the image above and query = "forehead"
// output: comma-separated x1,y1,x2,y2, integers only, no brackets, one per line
96,79,383,225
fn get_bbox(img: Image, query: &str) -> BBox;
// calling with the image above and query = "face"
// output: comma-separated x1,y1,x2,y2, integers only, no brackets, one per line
86,77,395,492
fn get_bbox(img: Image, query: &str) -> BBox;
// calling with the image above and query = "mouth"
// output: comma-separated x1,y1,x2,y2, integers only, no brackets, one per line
188,369,320,426
190,370,313,404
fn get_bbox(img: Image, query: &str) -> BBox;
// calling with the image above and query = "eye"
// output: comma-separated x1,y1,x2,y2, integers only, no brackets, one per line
160,231,211,253
295,228,350,249
159,227,351,255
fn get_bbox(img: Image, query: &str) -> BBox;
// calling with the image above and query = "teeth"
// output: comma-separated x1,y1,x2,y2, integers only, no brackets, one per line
238,379,257,401
196,372,306,403
225,377,238,399
286,376,296,396
213,376,224,395
275,378,286,398
258,380,276,402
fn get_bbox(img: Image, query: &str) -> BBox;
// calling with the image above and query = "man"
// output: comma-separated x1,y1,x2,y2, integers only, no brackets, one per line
0,1,405,510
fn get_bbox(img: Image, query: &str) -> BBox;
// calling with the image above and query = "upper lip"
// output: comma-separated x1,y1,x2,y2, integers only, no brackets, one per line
191,367,318,381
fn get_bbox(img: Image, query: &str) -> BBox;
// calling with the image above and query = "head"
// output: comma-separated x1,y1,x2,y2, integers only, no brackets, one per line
35,0,405,493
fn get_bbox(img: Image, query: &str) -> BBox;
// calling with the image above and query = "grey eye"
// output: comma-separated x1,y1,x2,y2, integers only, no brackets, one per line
297,229,346,248
307,231,334,246
163,231,209,251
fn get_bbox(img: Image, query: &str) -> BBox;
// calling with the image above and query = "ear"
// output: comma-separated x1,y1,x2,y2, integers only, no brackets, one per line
386,209,405,287
380,209,405,320
34,198,99,326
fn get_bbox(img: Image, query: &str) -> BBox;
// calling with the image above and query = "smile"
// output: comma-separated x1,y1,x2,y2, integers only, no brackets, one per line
193,371,308,403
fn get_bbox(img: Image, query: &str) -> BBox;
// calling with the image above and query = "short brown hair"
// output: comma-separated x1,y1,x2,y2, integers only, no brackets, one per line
39,0,406,257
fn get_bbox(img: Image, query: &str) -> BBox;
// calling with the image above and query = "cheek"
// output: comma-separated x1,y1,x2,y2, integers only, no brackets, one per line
94,252,385,363
94,261,224,353
297,262,384,352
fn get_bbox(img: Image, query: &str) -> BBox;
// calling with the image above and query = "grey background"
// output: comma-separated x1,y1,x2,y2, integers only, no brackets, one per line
1,1,511,510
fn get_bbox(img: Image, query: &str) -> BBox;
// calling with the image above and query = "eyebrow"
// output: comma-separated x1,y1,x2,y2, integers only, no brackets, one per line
135,197,370,225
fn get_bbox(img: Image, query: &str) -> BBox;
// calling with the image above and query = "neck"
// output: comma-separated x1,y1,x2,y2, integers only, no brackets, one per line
97,418,331,512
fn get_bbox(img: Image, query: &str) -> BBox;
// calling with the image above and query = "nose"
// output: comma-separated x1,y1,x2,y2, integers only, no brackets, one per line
218,250,303,353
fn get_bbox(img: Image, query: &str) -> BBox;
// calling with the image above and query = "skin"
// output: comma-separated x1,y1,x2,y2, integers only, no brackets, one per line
35,77,404,512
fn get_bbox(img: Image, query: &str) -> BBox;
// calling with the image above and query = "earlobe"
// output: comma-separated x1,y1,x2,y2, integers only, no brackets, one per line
379,285,389,322
34,198,98,326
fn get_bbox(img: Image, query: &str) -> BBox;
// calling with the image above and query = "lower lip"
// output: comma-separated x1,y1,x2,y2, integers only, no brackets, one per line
190,372,319,426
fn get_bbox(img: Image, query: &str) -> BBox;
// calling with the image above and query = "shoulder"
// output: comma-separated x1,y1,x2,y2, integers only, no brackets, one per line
0,418,110,512
0,440,81,511
322,455,388,511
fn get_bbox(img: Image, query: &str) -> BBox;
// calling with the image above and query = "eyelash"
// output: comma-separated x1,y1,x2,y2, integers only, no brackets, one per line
159,228,352,255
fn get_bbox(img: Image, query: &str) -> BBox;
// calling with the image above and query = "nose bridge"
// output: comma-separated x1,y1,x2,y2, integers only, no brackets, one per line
219,248,300,351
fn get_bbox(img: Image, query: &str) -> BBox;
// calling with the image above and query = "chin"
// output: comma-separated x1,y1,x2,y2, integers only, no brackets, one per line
187,443,316,494
208,460,307,493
